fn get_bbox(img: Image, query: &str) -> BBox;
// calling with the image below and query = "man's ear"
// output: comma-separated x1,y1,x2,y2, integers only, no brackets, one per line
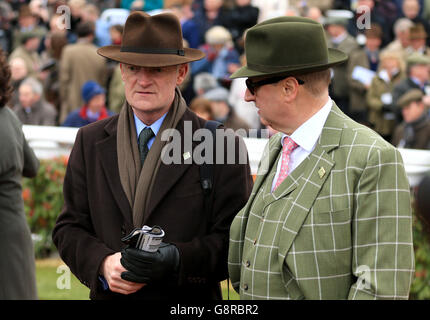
281,77,300,102
176,63,189,86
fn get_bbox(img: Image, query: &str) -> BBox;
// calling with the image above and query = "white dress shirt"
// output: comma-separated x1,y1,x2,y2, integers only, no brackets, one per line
271,98,333,191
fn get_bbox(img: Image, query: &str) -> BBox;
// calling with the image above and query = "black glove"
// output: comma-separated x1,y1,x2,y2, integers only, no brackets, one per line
120,242,180,284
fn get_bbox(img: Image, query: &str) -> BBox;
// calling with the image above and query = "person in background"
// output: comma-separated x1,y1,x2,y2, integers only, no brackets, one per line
402,0,430,46
204,86,249,132
59,21,107,123
192,0,231,46
366,50,406,141
166,0,200,49
10,4,47,52
13,76,57,126
325,13,359,116
191,25,240,86
8,57,29,108
392,89,430,149
392,52,430,123
189,96,213,120
347,24,383,125
109,24,124,46
8,31,42,78
407,23,430,56
193,72,218,96
228,53,260,130
227,0,259,54
62,80,114,128
0,48,39,300
384,18,414,60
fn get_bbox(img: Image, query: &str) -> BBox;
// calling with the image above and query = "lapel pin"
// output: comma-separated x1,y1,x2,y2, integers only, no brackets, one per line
318,167,326,179
183,151,191,161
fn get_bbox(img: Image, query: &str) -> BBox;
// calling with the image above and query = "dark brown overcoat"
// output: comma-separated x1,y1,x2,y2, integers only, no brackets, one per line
52,108,253,300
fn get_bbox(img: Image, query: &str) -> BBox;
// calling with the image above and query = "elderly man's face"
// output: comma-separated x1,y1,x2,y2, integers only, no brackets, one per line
120,63,188,123
244,76,299,133
19,84,39,108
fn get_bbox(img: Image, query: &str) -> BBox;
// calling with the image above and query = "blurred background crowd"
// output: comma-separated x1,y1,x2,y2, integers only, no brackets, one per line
1,0,430,149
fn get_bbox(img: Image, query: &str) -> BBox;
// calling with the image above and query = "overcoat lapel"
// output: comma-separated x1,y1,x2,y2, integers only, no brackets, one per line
96,118,133,226
144,117,194,223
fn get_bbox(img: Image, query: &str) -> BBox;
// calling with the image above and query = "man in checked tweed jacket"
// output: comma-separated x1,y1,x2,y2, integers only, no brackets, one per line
228,16,415,300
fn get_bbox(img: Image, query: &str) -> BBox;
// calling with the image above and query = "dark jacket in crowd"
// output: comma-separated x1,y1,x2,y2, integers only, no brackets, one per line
0,106,39,299
391,114,430,149
13,99,57,126
392,78,427,123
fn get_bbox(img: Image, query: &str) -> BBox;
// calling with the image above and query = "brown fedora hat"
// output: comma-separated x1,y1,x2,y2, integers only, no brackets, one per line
97,11,205,67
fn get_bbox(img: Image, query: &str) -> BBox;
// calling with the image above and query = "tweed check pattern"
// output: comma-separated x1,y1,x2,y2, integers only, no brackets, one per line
138,127,154,166
274,137,298,191
228,103,415,300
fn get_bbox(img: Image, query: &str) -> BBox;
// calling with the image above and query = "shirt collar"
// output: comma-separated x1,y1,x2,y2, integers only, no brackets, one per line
282,98,333,152
134,112,167,139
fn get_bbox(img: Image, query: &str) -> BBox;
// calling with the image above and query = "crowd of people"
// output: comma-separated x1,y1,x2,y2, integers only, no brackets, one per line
1,0,430,149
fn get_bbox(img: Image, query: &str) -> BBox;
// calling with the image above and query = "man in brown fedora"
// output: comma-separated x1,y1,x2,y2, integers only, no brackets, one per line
407,23,430,56
53,11,253,300
228,16,414,299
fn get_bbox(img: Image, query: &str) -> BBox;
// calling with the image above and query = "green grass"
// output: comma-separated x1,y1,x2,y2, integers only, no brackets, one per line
36,259,239,300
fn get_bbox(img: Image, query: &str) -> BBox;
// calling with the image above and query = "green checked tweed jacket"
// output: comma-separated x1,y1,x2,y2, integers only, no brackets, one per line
228,103,415,300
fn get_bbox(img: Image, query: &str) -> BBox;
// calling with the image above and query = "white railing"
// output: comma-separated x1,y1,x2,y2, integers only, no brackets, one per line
23,125,430,187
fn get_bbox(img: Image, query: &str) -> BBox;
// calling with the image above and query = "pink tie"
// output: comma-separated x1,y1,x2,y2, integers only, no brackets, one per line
274,136,298,190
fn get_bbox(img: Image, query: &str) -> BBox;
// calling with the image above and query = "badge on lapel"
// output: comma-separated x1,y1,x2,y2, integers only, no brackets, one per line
318,167,326,179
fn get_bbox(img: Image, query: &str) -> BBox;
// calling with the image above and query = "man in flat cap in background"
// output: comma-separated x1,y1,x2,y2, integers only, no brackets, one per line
392,89,430,149
53,11,253,300
228,16,415,300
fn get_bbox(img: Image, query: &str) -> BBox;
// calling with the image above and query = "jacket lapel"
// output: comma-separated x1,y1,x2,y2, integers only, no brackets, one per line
276,104,345,266
144,114,194,222
95,117,133,226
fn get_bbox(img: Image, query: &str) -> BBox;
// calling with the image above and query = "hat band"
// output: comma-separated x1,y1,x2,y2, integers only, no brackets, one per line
120,46,185,56
247,59,329,73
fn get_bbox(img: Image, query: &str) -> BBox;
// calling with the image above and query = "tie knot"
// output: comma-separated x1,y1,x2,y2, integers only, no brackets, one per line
139,127,155,146
282,136,298,154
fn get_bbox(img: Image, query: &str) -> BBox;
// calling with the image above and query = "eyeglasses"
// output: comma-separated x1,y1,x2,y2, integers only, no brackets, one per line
245,76,305,95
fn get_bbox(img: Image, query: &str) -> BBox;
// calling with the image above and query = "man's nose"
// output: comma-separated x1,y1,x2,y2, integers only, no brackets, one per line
135,69,153,86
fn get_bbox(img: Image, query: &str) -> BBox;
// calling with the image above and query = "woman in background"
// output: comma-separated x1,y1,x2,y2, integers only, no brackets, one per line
0,48,39,299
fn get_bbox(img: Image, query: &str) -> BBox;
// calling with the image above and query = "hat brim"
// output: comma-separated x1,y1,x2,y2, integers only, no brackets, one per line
230,48,348,79
97,46,205,67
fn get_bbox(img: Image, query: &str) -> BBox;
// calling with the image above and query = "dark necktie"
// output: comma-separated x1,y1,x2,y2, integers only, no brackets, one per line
138,127,155,166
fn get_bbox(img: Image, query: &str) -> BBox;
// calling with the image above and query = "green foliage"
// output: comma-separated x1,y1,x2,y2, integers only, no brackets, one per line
23,156,68,258
410,215,430,300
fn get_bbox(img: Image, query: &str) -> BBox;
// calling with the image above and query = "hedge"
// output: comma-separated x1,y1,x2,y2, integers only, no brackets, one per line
22,156,430,299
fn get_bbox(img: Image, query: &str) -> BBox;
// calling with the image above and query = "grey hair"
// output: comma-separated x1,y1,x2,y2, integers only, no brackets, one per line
393,18,414,35
20,77,43,96
193,72,218,94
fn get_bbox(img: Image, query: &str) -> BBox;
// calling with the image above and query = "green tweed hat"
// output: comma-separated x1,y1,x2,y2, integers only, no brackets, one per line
407,52,430,67
397,89,424,108
230,16,348,79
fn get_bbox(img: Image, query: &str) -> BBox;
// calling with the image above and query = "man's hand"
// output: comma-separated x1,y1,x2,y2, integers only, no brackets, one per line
100,252,146,295
120,242,180,284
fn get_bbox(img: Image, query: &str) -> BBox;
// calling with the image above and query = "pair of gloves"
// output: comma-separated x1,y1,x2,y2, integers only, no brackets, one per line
120,242,180,284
